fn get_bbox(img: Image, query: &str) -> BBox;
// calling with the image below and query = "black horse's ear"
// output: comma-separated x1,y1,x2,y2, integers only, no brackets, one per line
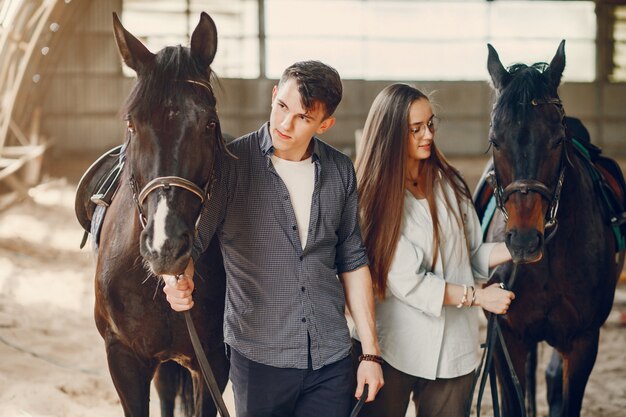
487,43,511,92
546,39,566,89
112,12,155,74
190,12,218,68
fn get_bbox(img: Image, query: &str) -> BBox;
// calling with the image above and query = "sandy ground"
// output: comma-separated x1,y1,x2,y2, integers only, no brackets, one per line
0,155,624,417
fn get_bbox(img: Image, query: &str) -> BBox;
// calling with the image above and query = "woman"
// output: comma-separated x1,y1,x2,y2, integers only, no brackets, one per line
352,83,514,417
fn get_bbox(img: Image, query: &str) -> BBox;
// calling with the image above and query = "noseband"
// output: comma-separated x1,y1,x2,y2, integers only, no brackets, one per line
130,174,211,229
488,98,566,233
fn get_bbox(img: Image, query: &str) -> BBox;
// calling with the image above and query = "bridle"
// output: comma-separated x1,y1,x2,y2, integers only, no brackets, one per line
126,79,219,230
487,97,566,236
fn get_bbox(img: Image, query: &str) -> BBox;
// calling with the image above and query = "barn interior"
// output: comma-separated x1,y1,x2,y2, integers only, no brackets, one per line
0,1,625,416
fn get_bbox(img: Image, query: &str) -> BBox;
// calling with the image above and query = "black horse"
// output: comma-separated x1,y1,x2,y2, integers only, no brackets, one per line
477,41,625,417
88,12,229,417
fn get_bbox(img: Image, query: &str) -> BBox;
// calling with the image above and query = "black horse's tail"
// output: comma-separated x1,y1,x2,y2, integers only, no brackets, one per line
154,361,195,417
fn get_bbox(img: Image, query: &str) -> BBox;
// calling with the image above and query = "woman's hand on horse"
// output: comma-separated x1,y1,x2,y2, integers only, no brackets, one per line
476,283,515,315
163,259,196,312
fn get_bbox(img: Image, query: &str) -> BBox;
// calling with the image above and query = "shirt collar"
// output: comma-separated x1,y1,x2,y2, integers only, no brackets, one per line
258,122,321,163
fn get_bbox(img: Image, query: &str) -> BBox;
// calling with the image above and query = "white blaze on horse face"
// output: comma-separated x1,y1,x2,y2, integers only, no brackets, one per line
151,195,170,254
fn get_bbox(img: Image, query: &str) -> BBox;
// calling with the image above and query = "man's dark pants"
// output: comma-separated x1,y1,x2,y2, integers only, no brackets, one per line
228,346,353,417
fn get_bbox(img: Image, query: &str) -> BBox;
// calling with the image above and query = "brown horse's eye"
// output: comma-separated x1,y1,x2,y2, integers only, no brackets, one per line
551,137,564,150
127,120,136,134
206,121,217,131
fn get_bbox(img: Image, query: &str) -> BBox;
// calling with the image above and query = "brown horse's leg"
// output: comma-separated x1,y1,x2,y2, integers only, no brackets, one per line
560,331,600,417
494,325,529,417
545,349,563,417
525,343,538,417
106,340,156,417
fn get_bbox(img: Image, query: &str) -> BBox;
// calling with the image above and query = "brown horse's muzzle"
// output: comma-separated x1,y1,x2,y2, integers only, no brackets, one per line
504,192,546,263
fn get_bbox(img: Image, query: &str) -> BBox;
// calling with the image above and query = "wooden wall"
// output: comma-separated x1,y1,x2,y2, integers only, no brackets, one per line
40,1,626,158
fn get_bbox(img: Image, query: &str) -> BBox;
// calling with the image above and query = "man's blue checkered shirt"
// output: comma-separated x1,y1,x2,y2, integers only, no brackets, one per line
192,123,369,370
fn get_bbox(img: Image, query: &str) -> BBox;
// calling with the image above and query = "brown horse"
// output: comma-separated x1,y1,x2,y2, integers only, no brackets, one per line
479,41,625,417
91,12,229,417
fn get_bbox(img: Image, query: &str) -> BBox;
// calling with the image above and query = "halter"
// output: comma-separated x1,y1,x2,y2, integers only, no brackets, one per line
488,97,566,235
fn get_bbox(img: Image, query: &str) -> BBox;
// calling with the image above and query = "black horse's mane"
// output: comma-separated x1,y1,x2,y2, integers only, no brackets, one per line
493,61,553,124
122,45,218,119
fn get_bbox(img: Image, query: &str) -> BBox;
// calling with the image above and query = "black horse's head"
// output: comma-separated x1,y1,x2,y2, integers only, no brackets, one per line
487,41,567,264
113,12,223,275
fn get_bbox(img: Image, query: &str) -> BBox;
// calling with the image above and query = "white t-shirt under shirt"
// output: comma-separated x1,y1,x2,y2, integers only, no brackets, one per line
270,154,315,249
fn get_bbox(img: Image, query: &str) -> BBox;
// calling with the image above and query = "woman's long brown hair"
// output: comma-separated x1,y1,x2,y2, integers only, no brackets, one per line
356,84,472,300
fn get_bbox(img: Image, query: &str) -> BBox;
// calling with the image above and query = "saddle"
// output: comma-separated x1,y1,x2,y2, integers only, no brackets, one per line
75,145,126,248
473,139,626,252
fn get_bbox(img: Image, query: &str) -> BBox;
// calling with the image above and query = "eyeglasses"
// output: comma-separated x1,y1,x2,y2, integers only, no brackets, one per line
409,116,440,139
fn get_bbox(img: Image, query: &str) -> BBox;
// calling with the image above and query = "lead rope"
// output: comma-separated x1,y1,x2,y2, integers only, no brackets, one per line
349,384,369,417
469,264,526,417
181,296,231,417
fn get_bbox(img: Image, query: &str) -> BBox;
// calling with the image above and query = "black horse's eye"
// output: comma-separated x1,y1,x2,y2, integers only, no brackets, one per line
489,139,500,150
206,121,217,131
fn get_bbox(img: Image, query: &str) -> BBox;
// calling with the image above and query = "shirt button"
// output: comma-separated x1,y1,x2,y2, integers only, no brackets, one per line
283,195,289,200
292,225,297,230
301,318,306,323
301,286,306,292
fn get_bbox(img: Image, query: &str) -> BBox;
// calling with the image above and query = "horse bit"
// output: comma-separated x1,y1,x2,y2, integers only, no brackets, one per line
487,97,566,236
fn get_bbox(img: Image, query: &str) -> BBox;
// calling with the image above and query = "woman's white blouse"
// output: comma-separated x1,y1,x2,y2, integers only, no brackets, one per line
354,179,497,380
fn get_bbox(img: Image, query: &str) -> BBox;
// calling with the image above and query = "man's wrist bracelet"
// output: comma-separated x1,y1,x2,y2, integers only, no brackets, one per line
358,354,384,365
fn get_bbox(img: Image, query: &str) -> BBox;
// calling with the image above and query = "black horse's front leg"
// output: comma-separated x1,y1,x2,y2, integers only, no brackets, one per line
106,338,156,417
560,330,600,417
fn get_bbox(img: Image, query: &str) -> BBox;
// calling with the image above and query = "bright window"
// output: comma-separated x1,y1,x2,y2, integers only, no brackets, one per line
265,0,596,81
122,0,260,78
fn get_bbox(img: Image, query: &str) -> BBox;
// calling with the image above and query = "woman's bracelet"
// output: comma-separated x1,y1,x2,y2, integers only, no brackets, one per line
456,284,468,308
469,286,476,307
358,354,384,365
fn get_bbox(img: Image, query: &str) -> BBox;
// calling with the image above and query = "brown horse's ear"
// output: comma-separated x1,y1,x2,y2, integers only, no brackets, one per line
112,12,155,74
487,43,511,92
546,39,566,89
190,12,218,68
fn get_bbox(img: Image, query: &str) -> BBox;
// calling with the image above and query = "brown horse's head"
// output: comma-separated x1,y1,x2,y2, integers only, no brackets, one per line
487,41,567,264
113,12,225,275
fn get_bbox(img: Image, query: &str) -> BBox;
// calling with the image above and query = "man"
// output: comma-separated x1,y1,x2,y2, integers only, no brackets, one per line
164,60,383,417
